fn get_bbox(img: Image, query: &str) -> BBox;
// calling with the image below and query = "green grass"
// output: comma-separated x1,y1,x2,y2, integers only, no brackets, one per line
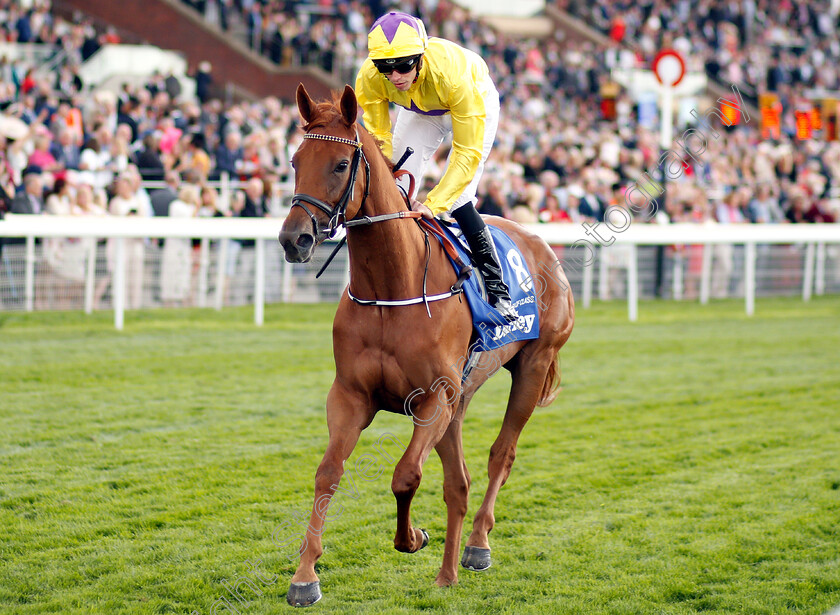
1,297,839,615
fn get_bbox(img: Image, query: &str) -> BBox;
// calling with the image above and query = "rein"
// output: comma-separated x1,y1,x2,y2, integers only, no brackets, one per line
290,127,471,316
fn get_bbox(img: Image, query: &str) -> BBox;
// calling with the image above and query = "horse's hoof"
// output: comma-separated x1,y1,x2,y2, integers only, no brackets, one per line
286,581,322,607
461,545,491,571
396,528,430,553
419,528,429,550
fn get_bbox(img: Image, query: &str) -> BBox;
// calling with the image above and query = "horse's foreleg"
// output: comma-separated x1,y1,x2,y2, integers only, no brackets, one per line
463,352,551,571
286,385,369,607
433,410,470,587
392,397,453,555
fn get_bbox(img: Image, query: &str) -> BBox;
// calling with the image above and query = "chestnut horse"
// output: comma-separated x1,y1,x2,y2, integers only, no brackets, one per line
278,84,574,607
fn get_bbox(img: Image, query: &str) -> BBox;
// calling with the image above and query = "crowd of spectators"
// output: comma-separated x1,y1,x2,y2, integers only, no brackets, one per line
561,0,840,97
175,0,840,226
1,0,839,307
180,0,379,84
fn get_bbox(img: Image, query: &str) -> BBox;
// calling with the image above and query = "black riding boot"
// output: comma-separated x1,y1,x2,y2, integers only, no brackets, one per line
452,204,519,323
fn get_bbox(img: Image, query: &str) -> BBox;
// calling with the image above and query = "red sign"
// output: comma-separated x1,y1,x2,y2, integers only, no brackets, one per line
794,110,813,140
600,97,617,121
720,99,741,126
652,49,686,87
759,93,782,140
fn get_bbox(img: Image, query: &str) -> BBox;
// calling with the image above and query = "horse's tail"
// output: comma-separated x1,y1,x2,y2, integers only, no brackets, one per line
536,353,561,407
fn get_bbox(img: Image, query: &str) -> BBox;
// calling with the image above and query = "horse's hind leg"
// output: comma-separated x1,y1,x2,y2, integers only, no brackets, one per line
462,348,554,571
432,400,471,586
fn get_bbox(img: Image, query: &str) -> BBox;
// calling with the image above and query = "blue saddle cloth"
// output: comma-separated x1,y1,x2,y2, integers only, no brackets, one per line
436,222,540,351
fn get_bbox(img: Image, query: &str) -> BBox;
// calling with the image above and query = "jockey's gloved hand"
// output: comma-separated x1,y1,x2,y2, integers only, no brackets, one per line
410,199,434,220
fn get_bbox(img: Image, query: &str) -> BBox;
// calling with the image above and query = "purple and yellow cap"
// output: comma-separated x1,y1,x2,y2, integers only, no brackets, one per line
368,12,428,60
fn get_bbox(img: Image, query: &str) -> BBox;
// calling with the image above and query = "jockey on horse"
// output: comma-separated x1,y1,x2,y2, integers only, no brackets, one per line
355,11,519,323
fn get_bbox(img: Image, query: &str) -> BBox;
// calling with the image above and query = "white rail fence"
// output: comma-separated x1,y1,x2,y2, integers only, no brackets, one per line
0,215,838,329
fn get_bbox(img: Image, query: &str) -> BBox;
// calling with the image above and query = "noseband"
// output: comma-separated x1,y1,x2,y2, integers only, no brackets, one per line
291,130,371,239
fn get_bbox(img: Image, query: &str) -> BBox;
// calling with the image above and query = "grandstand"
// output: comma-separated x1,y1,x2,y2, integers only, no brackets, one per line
0,0,838,315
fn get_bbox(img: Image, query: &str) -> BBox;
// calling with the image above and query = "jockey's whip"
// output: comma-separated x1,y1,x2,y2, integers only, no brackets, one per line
393,147,414,173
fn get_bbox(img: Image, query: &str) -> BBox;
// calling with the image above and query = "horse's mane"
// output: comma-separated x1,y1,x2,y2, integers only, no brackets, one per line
301,91,395,172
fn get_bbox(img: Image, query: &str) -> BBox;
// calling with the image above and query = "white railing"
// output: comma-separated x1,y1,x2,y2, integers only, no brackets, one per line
0,42,58,65
535,222,840,320
0,215,838,328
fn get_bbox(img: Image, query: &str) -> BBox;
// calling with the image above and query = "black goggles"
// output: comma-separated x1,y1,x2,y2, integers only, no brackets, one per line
373,55,421,75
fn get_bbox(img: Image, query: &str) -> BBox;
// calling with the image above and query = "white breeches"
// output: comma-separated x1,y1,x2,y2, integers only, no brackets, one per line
392,77,499,211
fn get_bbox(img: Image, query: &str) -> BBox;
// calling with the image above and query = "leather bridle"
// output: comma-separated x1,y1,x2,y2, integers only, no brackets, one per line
290,130,370,240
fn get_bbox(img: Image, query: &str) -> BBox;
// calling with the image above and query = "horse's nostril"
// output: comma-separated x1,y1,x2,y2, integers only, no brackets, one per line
296,234,314,251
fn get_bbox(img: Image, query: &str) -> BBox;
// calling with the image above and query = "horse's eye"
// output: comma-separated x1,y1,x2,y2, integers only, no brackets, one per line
334,160,349,173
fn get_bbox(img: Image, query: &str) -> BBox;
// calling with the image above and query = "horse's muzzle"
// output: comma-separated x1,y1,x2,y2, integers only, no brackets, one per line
279,229,315,263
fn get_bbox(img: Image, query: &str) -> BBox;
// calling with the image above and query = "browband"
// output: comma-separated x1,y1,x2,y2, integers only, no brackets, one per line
303,133,362,148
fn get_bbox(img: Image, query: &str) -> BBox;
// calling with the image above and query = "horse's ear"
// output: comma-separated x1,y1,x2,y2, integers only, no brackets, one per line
339,84,357,126
296,83,315,124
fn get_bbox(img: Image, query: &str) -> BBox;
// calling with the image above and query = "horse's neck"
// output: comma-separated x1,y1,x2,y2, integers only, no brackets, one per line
345,175,430,300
